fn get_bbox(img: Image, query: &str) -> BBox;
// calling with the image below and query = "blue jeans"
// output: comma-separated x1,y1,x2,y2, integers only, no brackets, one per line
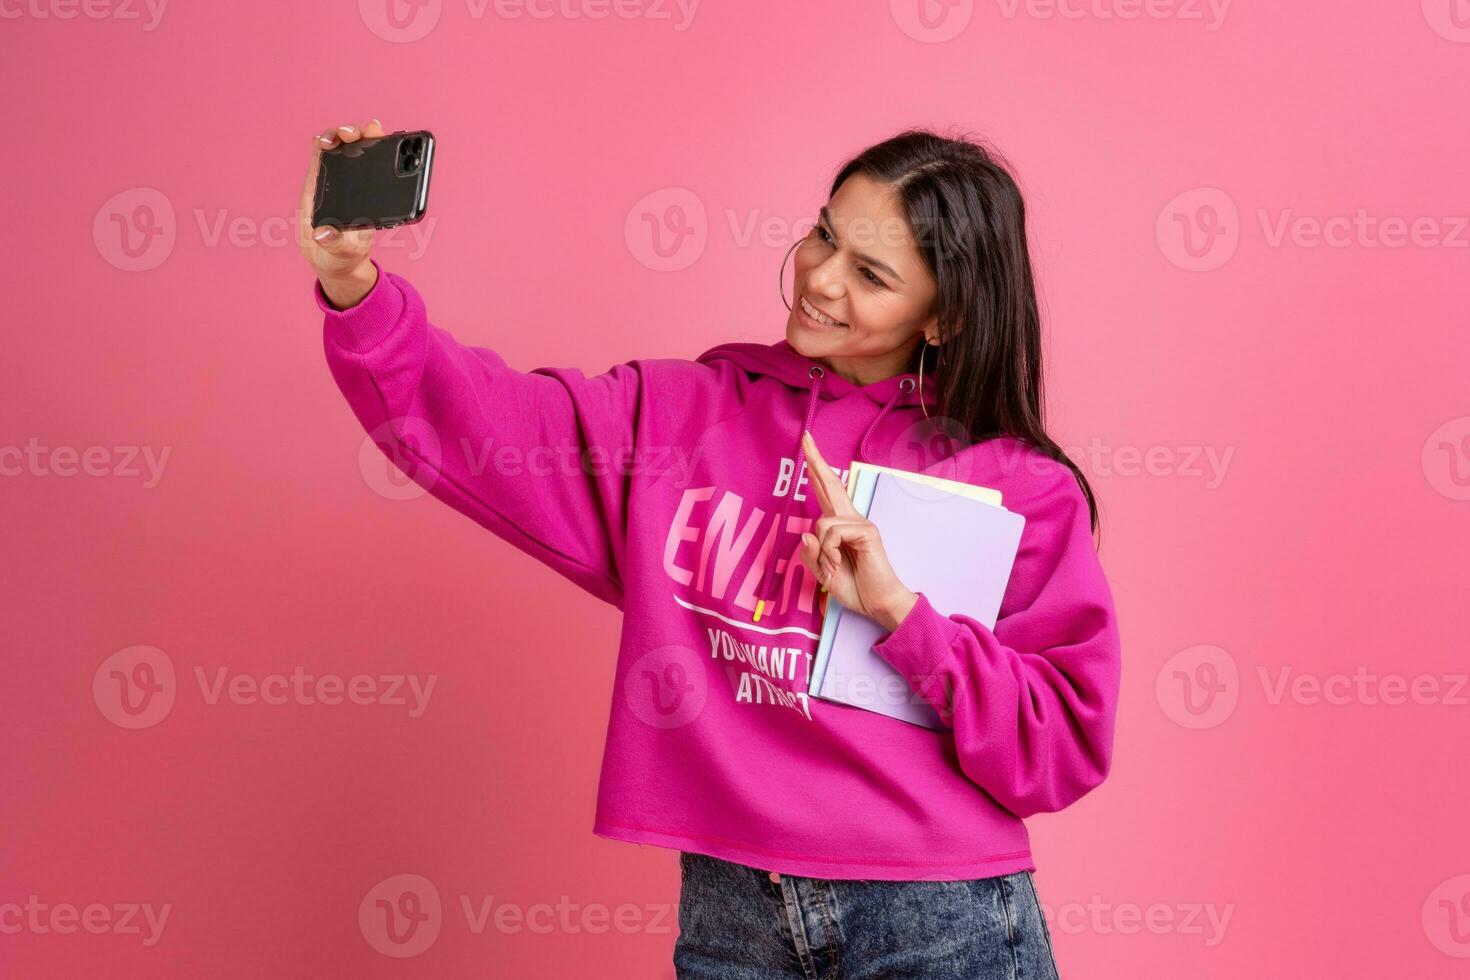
673,850,1061,979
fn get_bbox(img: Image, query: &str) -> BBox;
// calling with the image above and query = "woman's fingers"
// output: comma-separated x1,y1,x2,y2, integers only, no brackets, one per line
801,433,834,516
299,135,332,240
801,430,859,518
813,517,876,581
818,520,858,571
312,224,373,262
302,119,385,219
799,532,823,580
798,428,874,588
300,126,347,243
299,118,385,267
341,118,386,144
800,530,838,591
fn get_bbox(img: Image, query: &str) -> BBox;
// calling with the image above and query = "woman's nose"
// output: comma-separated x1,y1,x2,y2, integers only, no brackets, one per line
804,256,846,299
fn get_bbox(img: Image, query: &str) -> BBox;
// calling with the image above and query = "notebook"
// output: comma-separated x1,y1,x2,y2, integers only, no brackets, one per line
808,466,1026,731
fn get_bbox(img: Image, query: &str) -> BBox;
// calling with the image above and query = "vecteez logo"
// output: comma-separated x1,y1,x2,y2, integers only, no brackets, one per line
1159,186,1470,271
1422,416,1470,501
624,187,708,272
93,189,436,271
358,0,700,42
0,896,173,946
356,873,676,955
622,643,708,729
92,647,439,727
93,188,177,273
885,415,980,497
1423,874,1470,957
1157,645,1469,730
360,417,443,501
0,0,169,30
1422,0,1470,43
890,0,975,42
993,0,1232,30
891,0,1235,41
93,645,178,729
0,439,172,487
359,0,442,42
360,874,443,957
1156,188,1240,272
1155,644,1239,729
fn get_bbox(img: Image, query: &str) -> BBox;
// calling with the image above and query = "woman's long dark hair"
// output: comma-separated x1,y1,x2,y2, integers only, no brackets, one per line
830,128,1100,537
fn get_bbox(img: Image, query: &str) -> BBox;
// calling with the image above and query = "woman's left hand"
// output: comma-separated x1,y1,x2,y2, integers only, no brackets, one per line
797,430,919,632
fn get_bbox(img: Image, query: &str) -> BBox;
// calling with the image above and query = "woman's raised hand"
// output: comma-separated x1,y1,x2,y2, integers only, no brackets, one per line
297,118,386,310
797,431,919,632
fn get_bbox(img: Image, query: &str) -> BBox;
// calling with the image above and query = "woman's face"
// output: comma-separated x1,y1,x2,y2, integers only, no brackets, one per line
785,172,939,386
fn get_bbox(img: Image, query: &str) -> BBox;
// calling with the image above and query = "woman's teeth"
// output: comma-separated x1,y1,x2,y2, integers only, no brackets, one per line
801,296,844,327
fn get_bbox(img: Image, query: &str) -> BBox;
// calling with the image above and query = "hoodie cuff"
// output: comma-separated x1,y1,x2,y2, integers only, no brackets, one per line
314,260,404,354
872,592,963,695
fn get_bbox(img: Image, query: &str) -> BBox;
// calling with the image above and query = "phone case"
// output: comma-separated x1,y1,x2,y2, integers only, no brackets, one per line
312,130,435,230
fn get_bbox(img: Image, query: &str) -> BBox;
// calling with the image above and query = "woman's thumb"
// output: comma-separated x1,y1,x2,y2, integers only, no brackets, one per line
311,224,346,249
310,224,372,271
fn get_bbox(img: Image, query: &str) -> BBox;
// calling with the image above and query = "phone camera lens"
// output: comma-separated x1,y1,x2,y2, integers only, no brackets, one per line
404,154,419,170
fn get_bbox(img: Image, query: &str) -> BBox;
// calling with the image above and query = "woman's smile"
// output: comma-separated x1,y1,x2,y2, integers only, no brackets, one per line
797,294,848,330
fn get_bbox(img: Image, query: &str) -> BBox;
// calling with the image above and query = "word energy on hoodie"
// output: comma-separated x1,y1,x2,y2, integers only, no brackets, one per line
320,263,1122,881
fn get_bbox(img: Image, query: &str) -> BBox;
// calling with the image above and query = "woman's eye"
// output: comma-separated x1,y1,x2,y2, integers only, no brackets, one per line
815,224,883,287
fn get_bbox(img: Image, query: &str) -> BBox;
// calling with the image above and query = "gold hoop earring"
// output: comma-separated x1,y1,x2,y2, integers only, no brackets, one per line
917,342,937,420
777,239,802,311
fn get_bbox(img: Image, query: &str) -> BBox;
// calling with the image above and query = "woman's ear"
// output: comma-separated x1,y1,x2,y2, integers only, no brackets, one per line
920,311,941,347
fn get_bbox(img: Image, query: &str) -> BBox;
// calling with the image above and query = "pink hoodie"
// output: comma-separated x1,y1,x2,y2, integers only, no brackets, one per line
319,262,1122,881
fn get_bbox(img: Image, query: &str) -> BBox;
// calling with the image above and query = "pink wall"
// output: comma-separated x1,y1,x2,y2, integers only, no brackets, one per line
4,1,1469,976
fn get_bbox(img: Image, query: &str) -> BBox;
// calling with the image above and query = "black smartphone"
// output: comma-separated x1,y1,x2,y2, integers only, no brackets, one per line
312,130,435,230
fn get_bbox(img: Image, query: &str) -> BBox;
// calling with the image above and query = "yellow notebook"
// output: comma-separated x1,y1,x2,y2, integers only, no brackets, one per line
845,460,1003,508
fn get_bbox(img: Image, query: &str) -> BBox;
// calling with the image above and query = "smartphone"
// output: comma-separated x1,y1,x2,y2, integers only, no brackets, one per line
312,130,435,230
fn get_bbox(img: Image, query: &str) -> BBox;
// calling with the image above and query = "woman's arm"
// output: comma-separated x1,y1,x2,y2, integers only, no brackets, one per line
318,264,642,606
299,120,642,607
871,464,1122,818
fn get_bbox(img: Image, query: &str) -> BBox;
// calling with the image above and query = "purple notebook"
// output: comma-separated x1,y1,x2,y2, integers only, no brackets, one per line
811,471,1026,730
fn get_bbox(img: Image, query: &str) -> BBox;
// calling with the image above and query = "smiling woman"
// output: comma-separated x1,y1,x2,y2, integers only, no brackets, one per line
781,133,1099,537
302,121,1117,979
786,176,942,383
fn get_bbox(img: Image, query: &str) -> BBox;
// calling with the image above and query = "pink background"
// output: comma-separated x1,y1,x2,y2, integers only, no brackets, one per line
5,0,1469,976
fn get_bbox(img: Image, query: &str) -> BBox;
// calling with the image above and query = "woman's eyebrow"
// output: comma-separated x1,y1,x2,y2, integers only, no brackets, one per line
820,206,905,283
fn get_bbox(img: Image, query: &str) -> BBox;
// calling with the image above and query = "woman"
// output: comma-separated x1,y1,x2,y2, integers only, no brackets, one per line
299,121,1121,979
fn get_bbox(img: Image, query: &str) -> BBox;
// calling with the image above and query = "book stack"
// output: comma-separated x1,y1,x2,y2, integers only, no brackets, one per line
808,462,1026,730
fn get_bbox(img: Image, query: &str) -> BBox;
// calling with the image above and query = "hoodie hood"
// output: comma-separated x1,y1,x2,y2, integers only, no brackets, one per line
695,339,941,621
695,339,940,407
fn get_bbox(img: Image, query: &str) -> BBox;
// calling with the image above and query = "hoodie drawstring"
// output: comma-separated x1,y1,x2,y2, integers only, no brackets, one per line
751,370,917,622
858,377,915,465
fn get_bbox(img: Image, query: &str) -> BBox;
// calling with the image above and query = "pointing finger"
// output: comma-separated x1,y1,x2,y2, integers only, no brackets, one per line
802,431,858,517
